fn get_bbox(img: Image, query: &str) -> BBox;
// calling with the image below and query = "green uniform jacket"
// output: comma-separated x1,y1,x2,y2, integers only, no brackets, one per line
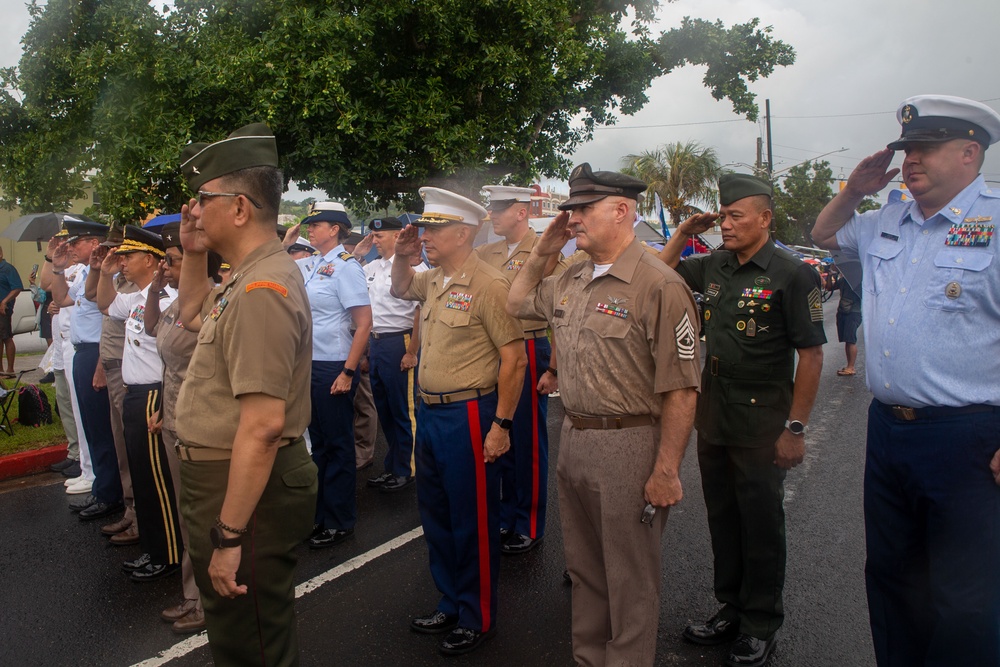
676,241,827,447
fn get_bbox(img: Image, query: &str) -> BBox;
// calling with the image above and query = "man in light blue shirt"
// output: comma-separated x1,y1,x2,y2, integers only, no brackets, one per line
0,246,23,376
812,94,1000,667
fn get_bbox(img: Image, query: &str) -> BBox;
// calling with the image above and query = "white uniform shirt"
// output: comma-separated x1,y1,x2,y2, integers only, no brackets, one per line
108,283,177,385
364,255,427,333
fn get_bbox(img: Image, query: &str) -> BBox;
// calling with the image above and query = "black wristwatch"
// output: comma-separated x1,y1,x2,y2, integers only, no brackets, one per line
493,416,513,430
785,419,807,436
342,367,356,377
210,525,243,549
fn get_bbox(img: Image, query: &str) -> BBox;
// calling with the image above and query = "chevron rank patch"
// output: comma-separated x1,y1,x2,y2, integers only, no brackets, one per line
808,287,823,322
674,312,696,361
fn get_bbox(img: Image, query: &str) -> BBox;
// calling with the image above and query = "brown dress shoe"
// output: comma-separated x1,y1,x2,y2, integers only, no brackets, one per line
172,607,206,634
109,524,140,546
161,599,199,623
101,516,133,536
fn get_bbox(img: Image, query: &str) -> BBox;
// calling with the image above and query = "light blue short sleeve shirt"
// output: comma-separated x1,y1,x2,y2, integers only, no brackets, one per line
297,245,371,362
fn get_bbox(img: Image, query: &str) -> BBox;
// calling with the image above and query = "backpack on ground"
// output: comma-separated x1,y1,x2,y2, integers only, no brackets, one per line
18,384,53,427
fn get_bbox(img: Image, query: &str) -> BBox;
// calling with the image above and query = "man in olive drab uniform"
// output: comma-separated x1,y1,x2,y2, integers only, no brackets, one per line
478,185,564,554
506,164,702,667
391,187,526,657
174,123,318,666
659,174,825,667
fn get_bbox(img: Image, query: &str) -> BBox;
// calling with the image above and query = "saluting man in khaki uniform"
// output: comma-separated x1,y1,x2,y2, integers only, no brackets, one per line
507,164,702,667
174,123,318,666
391,187,526,657
477,185,565,554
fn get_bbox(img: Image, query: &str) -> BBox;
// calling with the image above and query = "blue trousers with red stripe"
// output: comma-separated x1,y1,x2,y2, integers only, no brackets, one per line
369,333,418,478
415,391,501,632
500,336,550,539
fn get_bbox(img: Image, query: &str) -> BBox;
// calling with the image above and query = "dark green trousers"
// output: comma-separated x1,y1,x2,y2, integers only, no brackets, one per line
181,439,318,667
697,436,787,640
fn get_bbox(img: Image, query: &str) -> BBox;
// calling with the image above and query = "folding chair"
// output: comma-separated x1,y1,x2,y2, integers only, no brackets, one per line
0,370,29,435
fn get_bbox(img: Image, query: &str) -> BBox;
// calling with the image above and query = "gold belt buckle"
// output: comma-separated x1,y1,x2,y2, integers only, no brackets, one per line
892,406,917,421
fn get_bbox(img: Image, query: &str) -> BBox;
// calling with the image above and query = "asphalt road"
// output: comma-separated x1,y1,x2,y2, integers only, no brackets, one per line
0,299,876,667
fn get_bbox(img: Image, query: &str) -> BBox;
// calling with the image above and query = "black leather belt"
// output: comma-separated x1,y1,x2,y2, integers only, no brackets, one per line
124,382,161,394
371,328,412,340
875,400,998,422
709,356,793,381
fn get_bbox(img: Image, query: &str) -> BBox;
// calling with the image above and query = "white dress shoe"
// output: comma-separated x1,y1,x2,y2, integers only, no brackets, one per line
64,476,81,487
65,478,93,495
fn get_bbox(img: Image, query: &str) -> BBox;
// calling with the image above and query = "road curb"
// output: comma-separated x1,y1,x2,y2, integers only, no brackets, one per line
0,443,68,481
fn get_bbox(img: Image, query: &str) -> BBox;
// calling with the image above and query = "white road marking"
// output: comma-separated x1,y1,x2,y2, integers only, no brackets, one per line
131,526,425,667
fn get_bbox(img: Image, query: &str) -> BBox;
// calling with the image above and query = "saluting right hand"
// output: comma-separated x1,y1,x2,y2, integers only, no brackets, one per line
51,240,71,271
394,224,422,258
180,199,209,254
97,246,117,275
677,211,720,237
148,260,168,294
536,211,572,257
844,149,900,198
281,222,301,248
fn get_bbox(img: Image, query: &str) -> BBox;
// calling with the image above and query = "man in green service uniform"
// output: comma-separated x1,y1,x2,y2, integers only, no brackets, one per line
659,174,825,667
174,123,318,666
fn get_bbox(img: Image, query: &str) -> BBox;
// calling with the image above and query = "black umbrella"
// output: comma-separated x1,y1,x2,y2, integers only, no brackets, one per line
1,212,95,250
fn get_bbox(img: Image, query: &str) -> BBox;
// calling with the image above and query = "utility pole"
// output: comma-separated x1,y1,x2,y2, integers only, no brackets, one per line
756,137,763,173
765,98,774,182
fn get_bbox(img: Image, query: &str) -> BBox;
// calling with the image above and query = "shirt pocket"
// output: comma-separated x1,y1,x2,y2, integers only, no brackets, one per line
865,240,903,296
439,307,471,329
582,311,631,339
924,250,993,312
720,378,791,441
188,319,218,379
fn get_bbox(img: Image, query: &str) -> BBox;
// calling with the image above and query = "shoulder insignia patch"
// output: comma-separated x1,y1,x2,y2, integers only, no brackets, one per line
674,312,696,361
808,287,823,322
338,251,355,261
246,281,288,297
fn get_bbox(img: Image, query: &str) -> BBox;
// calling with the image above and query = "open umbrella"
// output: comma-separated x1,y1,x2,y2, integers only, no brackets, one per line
1,212,94,250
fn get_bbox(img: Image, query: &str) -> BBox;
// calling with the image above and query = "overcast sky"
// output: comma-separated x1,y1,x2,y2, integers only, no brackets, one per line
1,0,998,201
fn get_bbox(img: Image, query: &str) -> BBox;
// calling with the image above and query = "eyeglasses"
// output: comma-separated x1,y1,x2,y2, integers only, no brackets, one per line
164,254,181,267
197,190,263,209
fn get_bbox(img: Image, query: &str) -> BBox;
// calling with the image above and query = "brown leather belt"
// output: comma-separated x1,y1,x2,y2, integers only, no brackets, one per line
568,414,655,430
420,386,496,406
523,328,549,340
875,400,998,422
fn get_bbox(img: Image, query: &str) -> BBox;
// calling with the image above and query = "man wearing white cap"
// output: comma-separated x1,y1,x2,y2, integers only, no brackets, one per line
478,185,564,554
391,187,526,656
812,94,1000,667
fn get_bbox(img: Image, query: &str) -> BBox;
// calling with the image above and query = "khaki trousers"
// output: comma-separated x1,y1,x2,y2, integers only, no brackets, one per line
353,368,378,467
104,363,135,522
53,369,80,460
557,417,669,667
163,428,201,606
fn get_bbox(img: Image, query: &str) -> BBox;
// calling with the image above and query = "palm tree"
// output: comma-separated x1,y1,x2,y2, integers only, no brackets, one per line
621,141,723,225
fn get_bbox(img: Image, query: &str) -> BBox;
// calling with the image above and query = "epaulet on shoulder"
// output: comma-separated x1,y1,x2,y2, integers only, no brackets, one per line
338,251,354,261
980,186,1000,199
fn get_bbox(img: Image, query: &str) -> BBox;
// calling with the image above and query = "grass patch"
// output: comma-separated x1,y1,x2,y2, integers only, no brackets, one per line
0,381,67,457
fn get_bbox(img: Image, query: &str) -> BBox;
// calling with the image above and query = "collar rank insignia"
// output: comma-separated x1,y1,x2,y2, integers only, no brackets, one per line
946,223,994,247
595,302,628,319
559,295,570,305
949,207,962,216
446,291,473,311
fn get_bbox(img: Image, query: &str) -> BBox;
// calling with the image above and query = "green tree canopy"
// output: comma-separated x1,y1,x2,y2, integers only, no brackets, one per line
0,0,795,222
773,160,880,245
621,140,722,224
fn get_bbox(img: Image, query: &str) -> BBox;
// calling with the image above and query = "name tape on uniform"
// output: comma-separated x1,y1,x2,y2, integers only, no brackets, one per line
246,281,289,297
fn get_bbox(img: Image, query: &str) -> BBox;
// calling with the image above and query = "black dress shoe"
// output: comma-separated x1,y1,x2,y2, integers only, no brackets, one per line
499,528,512,544
439,627,497,656
501,534,541,555
367,472,393,488
683,611,740,646
380,475,414,493
68,493,96,512
79,499,123,521
49,458,74,472
308,528,354,549
39,371,55,384
726,633,776,667
122,553,151,572
131,563,180,583
409,611,459,635
60,461,82,478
